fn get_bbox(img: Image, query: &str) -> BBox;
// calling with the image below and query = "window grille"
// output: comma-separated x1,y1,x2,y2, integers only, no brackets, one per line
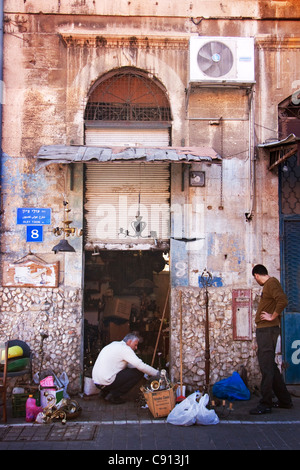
281,153,300,215
278,96,300,139
85,69,171,123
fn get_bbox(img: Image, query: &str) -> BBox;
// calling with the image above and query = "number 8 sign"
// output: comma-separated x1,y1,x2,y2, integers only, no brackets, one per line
26,225,43,242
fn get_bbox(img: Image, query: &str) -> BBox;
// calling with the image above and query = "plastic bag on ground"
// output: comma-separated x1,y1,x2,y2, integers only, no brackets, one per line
212,371,250,401
167,392,219,426
166,392,200,426
196,394,219,425
59,372,70,398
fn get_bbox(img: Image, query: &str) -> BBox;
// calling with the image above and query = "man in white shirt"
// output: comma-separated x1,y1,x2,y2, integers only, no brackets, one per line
92,333,159,404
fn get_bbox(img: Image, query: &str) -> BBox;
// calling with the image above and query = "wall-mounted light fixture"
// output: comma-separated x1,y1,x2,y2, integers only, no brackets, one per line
282,164,289,173
189,170,205,187
52,238,76,254
52,201,82,253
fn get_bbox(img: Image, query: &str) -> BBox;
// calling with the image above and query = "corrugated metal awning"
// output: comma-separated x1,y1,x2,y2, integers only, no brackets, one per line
34,144,221,169
258,133,300,170
258,133,300,149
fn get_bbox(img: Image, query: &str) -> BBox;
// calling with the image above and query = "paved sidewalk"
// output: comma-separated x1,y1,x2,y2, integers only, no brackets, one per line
75,384,300,426
0,387,299,451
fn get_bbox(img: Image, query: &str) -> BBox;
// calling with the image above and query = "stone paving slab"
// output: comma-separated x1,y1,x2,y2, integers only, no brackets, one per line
0,421,300,451
0,423,97,442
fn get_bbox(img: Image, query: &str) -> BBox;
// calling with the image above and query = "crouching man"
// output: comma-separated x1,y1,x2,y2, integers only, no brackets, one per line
92,333,159,404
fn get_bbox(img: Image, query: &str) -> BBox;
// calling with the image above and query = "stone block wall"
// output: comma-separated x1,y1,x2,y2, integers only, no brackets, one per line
0,286,83,394
170,287,261,392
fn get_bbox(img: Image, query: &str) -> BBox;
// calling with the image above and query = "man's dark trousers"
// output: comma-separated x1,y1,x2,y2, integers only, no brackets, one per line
256,326,291,408
104,368,144,398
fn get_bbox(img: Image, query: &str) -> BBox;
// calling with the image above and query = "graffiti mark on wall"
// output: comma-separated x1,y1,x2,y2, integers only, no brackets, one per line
291,340,300,365
198,275,223,288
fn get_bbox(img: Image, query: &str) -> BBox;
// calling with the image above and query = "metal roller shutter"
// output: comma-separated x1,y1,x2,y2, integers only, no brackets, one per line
85,161,170,244
85,127,170,147
284,220,300,311
283,219,300,384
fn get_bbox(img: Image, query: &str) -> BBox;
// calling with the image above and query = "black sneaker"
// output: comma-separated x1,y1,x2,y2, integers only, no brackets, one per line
272,401,293,409
249,405,272,415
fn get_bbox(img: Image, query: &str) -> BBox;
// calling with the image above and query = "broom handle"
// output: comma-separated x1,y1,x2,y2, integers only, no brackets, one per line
151,286,170,367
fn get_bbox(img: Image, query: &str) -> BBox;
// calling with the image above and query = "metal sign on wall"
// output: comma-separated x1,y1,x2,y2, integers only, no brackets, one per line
17,208,51,225
17,208,51,243
232,289,252,340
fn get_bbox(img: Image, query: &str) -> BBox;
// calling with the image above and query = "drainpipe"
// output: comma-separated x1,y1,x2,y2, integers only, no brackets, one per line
245,87,255,222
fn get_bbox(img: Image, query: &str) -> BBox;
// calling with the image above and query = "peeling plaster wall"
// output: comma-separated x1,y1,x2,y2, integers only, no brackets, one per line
0,155,84,392
5,0,300,19
1,0,300,392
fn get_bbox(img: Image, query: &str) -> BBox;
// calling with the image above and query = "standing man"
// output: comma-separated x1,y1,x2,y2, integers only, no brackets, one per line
92,333,159,404
250,264,293,415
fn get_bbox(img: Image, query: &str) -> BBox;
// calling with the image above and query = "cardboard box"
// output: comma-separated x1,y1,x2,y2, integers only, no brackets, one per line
103,298,132,320
108,321,130,342
141,387,176,418
85,309,99,325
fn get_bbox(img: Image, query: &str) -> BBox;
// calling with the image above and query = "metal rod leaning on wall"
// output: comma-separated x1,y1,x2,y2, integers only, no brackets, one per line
204,284,210,392
200,269,213,393
151,285,170,368
179,290,183,398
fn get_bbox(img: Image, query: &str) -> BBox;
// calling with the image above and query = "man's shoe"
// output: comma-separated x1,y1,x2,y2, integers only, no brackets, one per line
272,401,293,409
249,405,272,415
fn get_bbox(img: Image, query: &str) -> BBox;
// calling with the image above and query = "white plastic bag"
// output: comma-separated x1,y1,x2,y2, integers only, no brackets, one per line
167,392,219,426
196,394,219,425
59,372,70,398
166,392,200,426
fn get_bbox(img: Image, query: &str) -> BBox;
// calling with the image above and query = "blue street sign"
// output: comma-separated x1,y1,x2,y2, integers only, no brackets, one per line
26,225,43,242
17,208,51,225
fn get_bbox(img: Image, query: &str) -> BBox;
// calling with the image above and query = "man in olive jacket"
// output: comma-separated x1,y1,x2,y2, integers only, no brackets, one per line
250,264,293,415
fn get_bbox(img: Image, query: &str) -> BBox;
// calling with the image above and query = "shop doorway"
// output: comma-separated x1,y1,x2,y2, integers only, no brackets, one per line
82,67,172,376
278,94,300,384
83,250,170,373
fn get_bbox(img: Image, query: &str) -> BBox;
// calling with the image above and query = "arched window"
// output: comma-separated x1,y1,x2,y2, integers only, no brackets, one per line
84,67,172,123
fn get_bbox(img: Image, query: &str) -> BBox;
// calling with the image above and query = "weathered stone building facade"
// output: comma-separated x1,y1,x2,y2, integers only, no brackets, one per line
1,0,300,393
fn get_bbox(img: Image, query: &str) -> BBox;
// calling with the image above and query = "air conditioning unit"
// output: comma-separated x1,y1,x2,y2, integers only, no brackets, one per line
189,36,255,84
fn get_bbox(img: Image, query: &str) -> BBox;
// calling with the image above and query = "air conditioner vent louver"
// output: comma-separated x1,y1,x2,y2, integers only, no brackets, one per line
197,41,234,78
189,36,255,84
